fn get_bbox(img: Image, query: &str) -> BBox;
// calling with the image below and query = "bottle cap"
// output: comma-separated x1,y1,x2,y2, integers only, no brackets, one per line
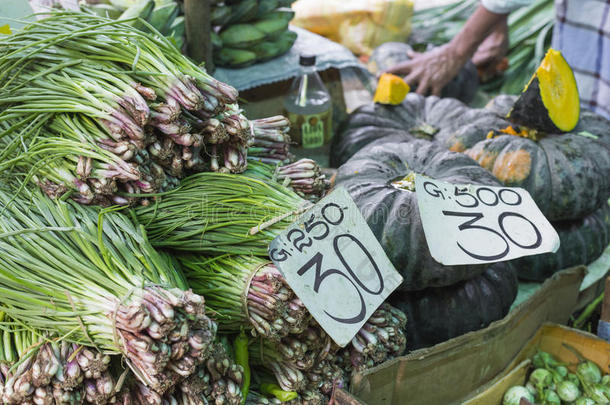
299,54,316,67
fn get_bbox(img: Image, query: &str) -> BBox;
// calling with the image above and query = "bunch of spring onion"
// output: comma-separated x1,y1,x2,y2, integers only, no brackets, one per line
180,255,311,339
0,189,217,394
334,303,407,374
246,387,326,405
133,173,308,256
183,254,407,400
0,12,252,206
245,159,330,202
247,116,293,165
256,303,407,380
249,341,343,396
248,310,406,398
245,325,337,375
0,315,121,404
126,342,244,405
0,325,243,405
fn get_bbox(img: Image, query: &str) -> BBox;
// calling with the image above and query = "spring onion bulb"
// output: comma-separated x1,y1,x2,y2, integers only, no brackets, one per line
247,116,293,165
180,255,310,339
245,159,330,202
0,318,114,404
334,303,407,374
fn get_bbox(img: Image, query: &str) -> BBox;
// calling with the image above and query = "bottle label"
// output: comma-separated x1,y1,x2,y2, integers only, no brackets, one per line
286,109,332,149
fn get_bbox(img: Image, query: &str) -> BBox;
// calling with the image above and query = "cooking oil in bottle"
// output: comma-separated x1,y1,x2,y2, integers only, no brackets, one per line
283,54,333,161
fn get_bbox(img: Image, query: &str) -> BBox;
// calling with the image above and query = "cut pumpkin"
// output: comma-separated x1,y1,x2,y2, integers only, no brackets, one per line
373,73,410,105
508,49,580,133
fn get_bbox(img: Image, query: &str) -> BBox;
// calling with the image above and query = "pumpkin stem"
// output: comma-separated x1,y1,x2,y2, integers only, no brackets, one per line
391,171,417,192
410,123,438,140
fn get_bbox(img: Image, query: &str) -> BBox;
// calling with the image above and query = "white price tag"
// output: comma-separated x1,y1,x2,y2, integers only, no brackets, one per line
269,187,403,347
415,175,560,266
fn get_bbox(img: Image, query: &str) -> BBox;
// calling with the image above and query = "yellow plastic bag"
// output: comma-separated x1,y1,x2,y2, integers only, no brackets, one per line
292,0,414,57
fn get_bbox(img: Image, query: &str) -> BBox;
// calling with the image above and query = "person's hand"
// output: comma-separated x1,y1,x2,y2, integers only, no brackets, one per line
383,43,469,96
472,20,509,74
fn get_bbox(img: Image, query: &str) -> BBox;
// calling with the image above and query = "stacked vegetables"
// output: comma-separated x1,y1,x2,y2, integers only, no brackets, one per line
212,0,298,68
131,173,406,402
0,189,247,404
0,12,406,405
503,349,609,405
0,13,249,205
179,255,407,401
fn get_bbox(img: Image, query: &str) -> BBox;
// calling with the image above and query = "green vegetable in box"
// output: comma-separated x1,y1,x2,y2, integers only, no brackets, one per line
503,386,535,405
504,349,609,405
557,380,580,402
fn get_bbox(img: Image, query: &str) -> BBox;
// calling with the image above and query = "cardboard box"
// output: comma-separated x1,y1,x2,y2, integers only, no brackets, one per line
464,323,610,404
345,266,585,405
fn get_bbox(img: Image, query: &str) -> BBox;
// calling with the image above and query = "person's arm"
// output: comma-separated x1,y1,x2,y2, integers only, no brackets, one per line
472,18,509,69
385,5,508,96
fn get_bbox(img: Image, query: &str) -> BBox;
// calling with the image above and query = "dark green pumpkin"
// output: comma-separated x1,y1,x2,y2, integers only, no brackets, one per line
575,111,610,145
485,94,518,117
330,127,414,168
330,93,510,168
465,133,610,221
367,42,479,103
335,139,502,291
390,263,518,350
509,202,610,281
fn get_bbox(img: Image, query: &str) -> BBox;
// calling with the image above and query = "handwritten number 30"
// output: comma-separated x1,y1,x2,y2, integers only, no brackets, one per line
443,210,542,260
296,234,385,324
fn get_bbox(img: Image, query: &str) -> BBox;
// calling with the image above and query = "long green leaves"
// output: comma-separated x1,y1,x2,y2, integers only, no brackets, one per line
0,188,183,350
133,173,306,255
0,12,248,205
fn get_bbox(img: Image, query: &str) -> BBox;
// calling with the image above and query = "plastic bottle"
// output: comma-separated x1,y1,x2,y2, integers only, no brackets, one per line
283,54,333,160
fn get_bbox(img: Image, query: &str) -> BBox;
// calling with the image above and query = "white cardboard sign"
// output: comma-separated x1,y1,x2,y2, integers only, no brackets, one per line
268,187,403,347
415,175,560,266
